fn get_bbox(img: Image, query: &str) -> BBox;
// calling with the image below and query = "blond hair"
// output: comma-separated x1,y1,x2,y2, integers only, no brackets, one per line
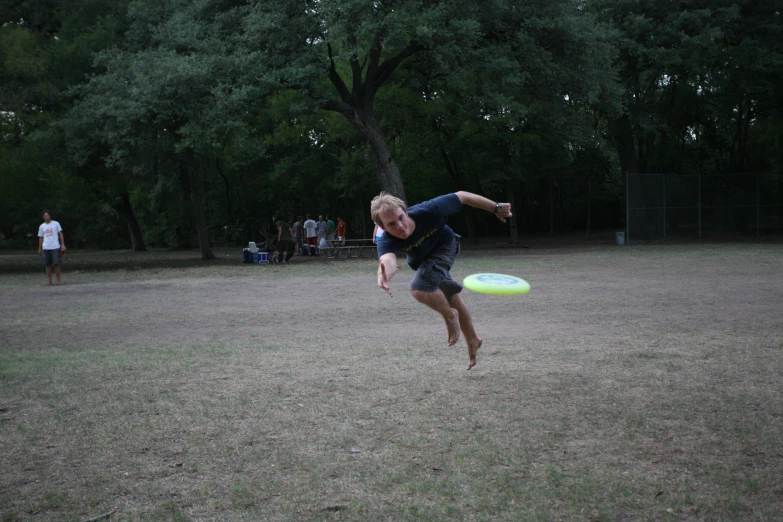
370,192,407,227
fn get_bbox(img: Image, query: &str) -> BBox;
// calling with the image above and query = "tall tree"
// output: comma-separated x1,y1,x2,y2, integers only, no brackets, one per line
591,0,783,176
0,1,144,247
242,0,620,203
372,0,619,239
63,0,280,259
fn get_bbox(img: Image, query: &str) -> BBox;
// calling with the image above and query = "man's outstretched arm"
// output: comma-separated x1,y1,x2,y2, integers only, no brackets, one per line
454,191,513,222
377,253,398,297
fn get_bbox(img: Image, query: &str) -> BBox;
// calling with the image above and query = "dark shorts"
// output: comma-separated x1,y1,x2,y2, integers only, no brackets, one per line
276,239,294,253
409,237,462,303
41,249,61,265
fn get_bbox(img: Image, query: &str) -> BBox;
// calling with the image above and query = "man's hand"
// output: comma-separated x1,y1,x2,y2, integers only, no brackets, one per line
38,248,42,256
378,262,393,298
494,203,513,223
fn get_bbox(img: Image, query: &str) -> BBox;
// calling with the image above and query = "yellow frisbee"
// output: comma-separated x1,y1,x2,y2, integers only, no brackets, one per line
463,273,531,296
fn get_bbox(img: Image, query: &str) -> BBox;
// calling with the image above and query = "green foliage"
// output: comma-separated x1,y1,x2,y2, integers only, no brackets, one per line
1,0,780,247
591,0,783,175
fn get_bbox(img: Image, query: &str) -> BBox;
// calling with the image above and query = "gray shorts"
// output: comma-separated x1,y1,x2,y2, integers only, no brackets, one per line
41,249,61,265
410,237,463,303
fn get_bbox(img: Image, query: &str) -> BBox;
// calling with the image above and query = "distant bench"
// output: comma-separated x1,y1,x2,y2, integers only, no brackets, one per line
325,239,378,259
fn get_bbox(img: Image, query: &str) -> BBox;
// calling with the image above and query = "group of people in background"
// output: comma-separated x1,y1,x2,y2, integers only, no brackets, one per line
271,214,347,263
36,209,376,278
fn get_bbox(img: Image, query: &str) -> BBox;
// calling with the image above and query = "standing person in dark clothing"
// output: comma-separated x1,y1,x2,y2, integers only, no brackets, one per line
292,216,304,255
273,219,295,263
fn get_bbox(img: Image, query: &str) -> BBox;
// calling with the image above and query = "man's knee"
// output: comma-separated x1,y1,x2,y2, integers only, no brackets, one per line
410,288,431,303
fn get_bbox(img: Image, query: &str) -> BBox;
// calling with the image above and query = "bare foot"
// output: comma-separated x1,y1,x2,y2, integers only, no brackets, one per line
466,337,483,370
445,308,460,346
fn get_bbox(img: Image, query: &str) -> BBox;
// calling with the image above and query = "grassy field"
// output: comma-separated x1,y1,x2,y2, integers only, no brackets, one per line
1,244,782,521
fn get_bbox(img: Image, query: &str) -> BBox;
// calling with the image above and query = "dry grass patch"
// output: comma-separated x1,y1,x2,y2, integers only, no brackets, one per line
1,244,782,520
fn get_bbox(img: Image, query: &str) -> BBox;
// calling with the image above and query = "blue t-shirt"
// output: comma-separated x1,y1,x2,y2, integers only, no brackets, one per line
377,193,462,270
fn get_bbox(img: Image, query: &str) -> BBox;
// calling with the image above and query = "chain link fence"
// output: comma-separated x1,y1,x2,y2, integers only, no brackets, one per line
626,172,783,243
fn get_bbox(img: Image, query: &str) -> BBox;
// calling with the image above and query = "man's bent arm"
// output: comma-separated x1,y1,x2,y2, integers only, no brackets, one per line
454,191,512,222
377,253,398,296
378,253,398,281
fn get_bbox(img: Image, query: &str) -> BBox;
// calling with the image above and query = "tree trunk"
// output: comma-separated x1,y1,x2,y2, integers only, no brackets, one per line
187,161,216,260
323,38,421,203
114,192,146,251
547,173,555,237
585,177,592,237
736,101,752,172
358,194,368,238
174,162,193,250
215,158,235,225
515,177,531,235
506,176,519,245
463,208,478,245
502,142,519,245
609,114,648,238
440,148,478,244
353,115,406,201
610,114,640,176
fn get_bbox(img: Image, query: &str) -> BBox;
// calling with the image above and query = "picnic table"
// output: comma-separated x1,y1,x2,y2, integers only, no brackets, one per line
326,239,378,259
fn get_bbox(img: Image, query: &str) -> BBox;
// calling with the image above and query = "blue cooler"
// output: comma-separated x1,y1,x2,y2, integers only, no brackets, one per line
254,252,269,264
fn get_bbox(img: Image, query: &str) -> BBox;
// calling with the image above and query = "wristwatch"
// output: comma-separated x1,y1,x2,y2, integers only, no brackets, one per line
493,203,502,214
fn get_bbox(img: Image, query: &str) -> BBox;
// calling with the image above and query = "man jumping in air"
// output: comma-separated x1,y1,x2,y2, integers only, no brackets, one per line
371,191,512,370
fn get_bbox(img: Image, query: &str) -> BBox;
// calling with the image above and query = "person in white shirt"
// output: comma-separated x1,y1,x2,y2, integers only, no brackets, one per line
316,215,327,242
373,222,384,244
303,214,318,255
37,210,66,285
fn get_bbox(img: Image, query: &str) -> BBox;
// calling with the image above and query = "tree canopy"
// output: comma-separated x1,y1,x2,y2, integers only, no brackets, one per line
1,0,781,253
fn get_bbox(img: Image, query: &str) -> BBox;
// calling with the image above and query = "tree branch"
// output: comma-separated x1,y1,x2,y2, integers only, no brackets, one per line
322,99,355,119
349,53,364,95
440,148,461,186
364,31,385,94
372,40,424,92
327,43,352,103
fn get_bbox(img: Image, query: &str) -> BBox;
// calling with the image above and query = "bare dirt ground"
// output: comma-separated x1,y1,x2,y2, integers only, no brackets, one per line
1,244,782,521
